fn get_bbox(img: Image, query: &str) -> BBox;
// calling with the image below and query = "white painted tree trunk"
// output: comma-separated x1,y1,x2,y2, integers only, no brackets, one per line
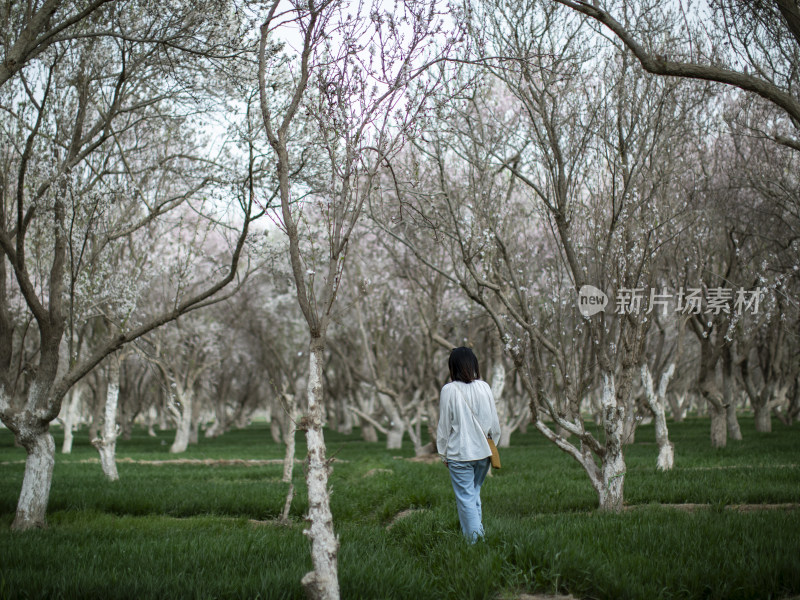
641,364,675,471
12,429,55,531
61,386,82,454
204,419,222,438
92,360,120,481
598,373,625,512
377,393,404,450
301,343,339,600
490,359,511,447
667,392,687,422
498,427,512,447
146,407,157,437
354,390,378,442
170,387,193,454
385,422,405,449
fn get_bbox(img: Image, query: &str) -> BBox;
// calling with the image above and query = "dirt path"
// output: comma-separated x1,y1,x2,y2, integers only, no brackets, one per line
625,502,800,512
0,457,304,466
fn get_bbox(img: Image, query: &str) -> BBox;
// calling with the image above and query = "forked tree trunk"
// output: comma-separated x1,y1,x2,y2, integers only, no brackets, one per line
555,373,626,512
301,341,339,600
378,392,404,449
61,386,82,454
12,427,56,531
92,360,120,481
641,364,675,471
667,392,688,422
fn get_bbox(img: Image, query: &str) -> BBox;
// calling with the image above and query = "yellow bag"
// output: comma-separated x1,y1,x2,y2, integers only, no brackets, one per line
487,436,501,469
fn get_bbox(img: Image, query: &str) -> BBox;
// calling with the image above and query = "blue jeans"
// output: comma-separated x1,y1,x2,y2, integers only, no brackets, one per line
447,457,491,542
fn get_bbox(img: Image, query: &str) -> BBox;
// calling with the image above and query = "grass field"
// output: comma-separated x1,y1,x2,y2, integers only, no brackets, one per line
1,417,799,599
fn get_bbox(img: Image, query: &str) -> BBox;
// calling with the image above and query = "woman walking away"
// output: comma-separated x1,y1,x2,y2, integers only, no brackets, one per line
437,347,501,543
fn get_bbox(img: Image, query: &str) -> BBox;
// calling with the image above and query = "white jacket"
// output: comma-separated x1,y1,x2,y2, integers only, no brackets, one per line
437,379,502,462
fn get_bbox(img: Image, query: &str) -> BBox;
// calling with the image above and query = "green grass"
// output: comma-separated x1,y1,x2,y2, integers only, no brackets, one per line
1,417,799,599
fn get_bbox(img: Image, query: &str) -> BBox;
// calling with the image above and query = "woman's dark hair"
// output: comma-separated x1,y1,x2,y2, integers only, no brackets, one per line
449,347,481,383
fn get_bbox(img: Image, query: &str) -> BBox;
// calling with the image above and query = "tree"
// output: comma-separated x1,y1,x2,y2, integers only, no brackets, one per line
551,0,800,148
257,0,451,593
375,0,709,505
0,0,255,530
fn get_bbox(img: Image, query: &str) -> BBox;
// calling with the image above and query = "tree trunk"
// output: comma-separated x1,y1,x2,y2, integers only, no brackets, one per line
641,364,674,471
598,373,625,511
281,393,297,524
385,422,405,449
754,403,772,433
377,392,404,450
189,407,201,445
726,402,742,440
621,395,636,445
88,386,103,442
490,350,510,447
270,408,283,444
12,428,56,531
722,348,742,441
667,392,686,422
360,421,378,443
709,403,727,448
339,402,353,435
282,394,297,483
700,368,727,448
498,427,512,447
170,389,193,454
146,407,157,437
61,386,82,454
92,360,120,481
301,340,340,600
